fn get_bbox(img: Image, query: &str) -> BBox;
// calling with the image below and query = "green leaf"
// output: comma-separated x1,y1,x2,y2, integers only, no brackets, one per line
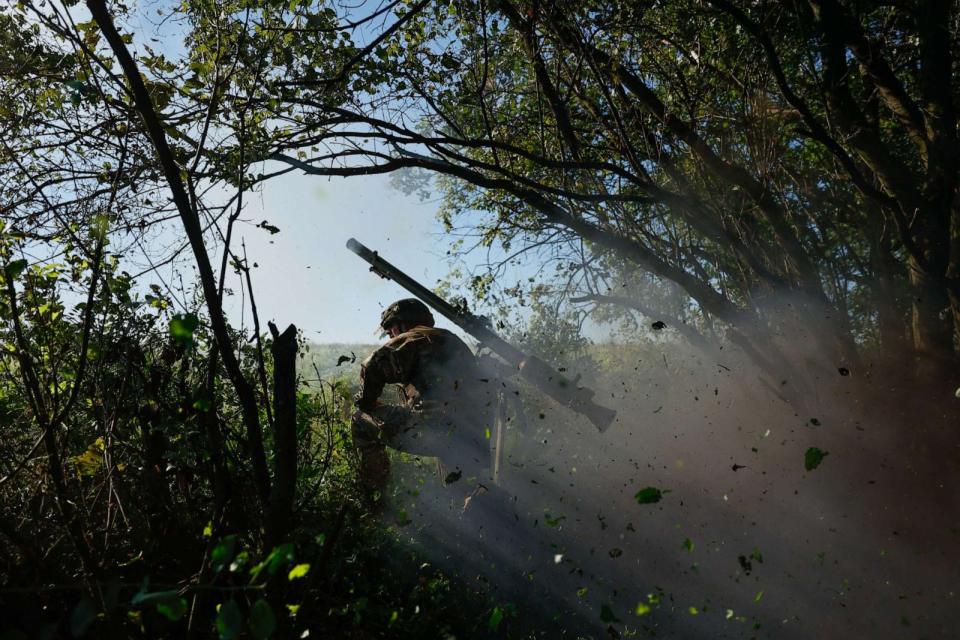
544,513,565,527
635,602,651,616
634,487,662,504
91,214,109,241
488,606,503,632
287,563,310,581
212,535,237,573
169,313,200,348
5,259,28,280
682,538,694,552
600,603,621,624
754,590,764,602
804,447,828,471
215,600,243,640
70,597,97,637
249,543,295,582
230,550,250,572
248,599,276,640
156,597,188,621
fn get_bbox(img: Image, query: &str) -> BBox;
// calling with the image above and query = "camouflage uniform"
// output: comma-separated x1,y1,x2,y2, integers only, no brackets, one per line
352,325,489,499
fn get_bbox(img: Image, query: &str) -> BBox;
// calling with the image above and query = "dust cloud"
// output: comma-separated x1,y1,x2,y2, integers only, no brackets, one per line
379,308,959,639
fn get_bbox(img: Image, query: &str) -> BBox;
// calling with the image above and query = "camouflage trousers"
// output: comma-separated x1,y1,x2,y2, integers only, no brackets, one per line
350,403,488,500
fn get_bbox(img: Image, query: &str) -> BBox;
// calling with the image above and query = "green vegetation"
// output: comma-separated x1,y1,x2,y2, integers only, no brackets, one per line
0,0,958,637
299,343,376,388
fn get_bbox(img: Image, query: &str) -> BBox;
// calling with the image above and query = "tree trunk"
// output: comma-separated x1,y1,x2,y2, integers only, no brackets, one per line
908,259,955,377
267,323,298,548
869,215,907,353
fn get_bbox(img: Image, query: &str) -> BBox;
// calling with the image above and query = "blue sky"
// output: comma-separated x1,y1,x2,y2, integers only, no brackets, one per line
222,166,471,343
58,1,560,345
102,1,479,343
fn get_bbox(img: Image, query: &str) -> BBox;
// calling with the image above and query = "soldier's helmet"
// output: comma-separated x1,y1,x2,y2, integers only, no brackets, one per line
380,298,435,331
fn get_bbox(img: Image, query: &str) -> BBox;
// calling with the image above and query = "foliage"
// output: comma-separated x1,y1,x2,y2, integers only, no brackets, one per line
1,0,958,637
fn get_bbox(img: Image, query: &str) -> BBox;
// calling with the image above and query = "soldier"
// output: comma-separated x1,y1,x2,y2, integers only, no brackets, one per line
351,298,490,507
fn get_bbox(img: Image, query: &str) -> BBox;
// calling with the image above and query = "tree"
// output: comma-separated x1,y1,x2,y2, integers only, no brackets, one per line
255,0,958,394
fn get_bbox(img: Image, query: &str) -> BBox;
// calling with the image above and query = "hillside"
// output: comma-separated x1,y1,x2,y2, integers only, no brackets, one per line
300,342,378,387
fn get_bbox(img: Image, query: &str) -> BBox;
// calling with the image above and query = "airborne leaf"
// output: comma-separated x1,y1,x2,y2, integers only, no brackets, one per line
544,513,565,527
257,220,281,234
804,447,828,471
634,487,663,504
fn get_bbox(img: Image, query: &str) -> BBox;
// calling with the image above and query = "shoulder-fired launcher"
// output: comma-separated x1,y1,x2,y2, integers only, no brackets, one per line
347,238,616,432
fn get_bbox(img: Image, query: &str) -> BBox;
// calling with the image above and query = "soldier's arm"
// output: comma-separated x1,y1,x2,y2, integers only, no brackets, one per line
354,339,414,411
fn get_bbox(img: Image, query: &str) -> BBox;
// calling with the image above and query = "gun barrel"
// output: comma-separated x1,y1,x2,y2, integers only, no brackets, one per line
346,238,616,431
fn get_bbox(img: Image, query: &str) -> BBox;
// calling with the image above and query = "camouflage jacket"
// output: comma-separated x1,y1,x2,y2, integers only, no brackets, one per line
354,326,481,413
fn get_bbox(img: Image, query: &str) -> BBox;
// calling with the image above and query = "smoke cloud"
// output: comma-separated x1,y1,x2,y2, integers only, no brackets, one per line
379,294,959,639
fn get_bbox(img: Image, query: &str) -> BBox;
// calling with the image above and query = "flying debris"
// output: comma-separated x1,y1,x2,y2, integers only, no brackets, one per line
335,352,356,367
257,220,281,234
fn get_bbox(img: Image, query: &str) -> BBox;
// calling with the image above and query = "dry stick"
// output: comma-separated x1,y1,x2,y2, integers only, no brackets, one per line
241,241,274,431
87,0,271,504
0,433,45,487
186,354,233,639
189,100,249,631
216,110,247,302
190,105,249,632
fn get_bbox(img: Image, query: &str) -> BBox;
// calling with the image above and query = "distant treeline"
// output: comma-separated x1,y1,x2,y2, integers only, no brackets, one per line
299,343,378,387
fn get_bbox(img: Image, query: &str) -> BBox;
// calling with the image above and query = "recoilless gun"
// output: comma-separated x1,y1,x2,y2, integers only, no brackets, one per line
346,238,616,432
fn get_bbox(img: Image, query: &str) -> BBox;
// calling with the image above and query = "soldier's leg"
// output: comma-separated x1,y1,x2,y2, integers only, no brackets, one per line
350,406,410,503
